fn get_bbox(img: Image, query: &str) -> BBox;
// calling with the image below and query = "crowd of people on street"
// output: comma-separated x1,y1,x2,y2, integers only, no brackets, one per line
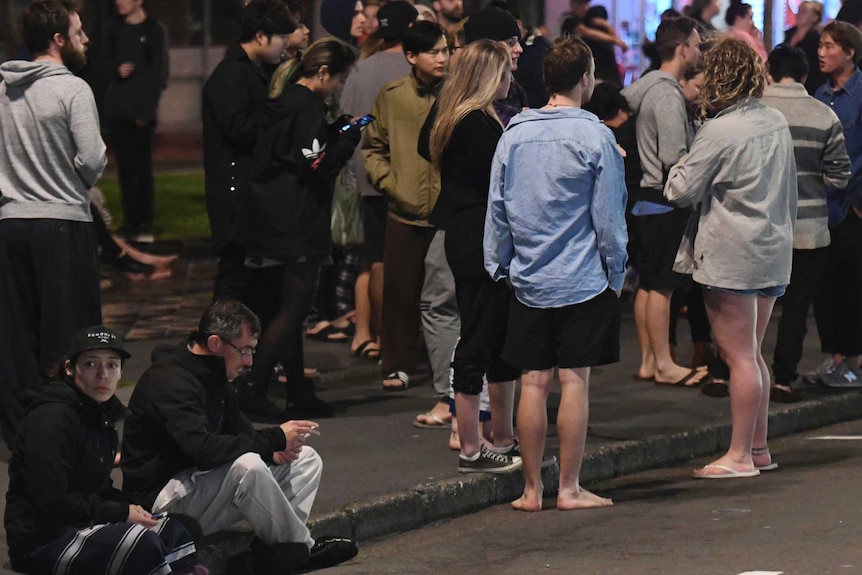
3,0,862,571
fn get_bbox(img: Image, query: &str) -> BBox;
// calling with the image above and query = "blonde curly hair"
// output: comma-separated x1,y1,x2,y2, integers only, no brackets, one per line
699,37,764,118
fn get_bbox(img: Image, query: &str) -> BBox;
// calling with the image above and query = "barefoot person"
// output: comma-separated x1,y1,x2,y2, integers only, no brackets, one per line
665,38,796,478
485,35,627,510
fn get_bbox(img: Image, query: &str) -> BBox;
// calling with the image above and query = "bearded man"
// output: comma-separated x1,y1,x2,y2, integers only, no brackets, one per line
0,0,107,447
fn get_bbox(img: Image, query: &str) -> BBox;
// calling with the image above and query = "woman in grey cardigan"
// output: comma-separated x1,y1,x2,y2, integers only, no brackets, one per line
665,38,797,479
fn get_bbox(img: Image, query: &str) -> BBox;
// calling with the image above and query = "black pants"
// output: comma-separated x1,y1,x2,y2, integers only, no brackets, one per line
247,258,320,404
0,219,101,446
813,210,862,357
772,248,829,385
451,275,520,395
213,241,249,302
110,118,156,234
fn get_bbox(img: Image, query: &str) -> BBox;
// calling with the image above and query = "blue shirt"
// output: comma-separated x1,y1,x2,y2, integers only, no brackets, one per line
484,107,628,308
814,69,862,227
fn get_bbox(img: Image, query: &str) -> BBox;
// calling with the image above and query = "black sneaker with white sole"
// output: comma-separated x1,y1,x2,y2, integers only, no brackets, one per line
492,439,558,468
458,445,522,474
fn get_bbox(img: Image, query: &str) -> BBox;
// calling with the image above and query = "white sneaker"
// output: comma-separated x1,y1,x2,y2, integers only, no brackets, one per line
802,357,840,385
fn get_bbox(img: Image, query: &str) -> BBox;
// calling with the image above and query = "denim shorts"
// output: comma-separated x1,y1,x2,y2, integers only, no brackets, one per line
704,284,787,298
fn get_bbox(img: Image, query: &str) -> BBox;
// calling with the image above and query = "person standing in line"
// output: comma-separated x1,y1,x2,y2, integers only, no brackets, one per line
621,17,708,388
362,21,450,391
784,1,827,94
203,0,295,302
761,44,851,403
806,21,862,386
486,36,626,511
665,38,797,478
106,0,167,244
428,40,521,472
0,0,107,448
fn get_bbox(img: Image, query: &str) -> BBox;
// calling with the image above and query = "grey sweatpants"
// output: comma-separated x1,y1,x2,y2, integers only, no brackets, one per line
420,230,461,397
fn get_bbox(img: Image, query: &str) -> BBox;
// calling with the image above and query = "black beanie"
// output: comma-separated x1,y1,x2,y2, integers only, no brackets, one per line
464,6,520,44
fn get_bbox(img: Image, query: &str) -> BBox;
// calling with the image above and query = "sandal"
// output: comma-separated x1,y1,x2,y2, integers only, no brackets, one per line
383,371,409,392
305,324,350,343
412,411,451,429
350,340,380,361
752,446,778,471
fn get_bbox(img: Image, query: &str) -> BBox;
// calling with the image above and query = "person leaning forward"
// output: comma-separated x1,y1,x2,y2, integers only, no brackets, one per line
121,300,357,574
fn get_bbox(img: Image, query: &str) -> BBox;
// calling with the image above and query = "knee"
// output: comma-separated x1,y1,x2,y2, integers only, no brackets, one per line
231,452,270,480
295,446,323,479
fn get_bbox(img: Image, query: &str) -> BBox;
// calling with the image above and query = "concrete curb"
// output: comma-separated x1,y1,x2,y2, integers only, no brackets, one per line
199,391,862,574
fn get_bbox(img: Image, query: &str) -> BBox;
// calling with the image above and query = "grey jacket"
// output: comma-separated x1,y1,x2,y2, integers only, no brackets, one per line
621,70,693,191
0,61,106,222
665,97,797,290
760,82,850,249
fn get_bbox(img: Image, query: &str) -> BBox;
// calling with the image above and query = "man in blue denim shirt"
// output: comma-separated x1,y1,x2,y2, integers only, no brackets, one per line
484,36,626,512
810,20,862,385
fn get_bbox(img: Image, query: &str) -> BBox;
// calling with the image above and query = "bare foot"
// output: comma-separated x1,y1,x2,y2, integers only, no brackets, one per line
511,491,543,512
557,487,613,510
448,430,460,451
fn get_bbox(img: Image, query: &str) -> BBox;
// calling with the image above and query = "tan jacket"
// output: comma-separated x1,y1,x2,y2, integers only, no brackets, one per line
362,74,440,227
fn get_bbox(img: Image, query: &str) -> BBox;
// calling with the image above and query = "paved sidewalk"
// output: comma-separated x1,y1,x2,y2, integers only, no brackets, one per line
1,241,860,574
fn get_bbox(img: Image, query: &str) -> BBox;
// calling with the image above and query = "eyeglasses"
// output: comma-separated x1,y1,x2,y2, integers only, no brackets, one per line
223,339,257,357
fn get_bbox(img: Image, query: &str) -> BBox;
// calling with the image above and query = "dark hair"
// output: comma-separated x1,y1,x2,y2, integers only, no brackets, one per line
402,20,446,54
238,0,296,43
582,82,631,121
724,0,752,27
585,5,608,22
543,35,592,95
655,16,698,63
196,299,261,344
684,0,712,20
270,37,357,97
20,0,79,55
822,20,862,63
766,44,808,83
284,0,306,23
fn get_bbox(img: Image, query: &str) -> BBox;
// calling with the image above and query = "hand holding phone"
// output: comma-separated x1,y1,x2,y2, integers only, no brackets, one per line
340,114,375,132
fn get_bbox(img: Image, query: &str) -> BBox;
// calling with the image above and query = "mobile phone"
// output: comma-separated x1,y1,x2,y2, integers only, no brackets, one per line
340,114,375,132
151,511,167,519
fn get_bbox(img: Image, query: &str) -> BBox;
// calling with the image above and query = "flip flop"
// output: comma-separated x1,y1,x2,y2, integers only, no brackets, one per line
655,369,706,388
383,371,409,392
701,378,729,397
756,462,779,471
350,340,380,361
305,324,350,343
692,464,760,479
412,412,451,429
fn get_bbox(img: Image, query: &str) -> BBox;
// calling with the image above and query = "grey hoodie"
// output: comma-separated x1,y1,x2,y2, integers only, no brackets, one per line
621,70,692,192
0,61,106,222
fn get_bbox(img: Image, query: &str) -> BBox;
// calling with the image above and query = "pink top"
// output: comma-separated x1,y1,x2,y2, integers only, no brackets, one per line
727,27,768,63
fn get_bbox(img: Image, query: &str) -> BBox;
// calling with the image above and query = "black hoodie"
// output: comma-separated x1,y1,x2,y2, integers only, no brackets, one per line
121,338,287,508
5,379,129,562
242,82,361,259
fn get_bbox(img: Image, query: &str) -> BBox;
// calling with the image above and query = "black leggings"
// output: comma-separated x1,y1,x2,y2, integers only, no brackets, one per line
247,259,320,402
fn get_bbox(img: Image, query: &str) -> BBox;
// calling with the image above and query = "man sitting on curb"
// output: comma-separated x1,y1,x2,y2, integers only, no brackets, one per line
121,299,357,574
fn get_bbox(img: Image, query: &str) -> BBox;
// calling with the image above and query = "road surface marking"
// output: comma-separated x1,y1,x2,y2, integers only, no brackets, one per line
807,436,862,440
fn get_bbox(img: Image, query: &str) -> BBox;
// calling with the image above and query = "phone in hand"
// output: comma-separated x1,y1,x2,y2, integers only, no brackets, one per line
340,114,375,132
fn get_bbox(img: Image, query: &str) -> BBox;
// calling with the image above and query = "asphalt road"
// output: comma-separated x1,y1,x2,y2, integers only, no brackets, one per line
320,419,862,575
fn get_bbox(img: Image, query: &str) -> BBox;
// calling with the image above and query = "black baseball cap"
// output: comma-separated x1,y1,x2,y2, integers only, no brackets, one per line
66,325,131,361
373,1,419,40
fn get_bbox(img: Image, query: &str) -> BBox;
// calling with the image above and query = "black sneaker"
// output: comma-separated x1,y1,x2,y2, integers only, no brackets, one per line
491,439,556,468
298,536,358,572
458,445,522,474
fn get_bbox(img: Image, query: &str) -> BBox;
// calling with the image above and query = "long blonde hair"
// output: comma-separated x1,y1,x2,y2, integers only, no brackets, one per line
699,37,764,118
429,40,511,169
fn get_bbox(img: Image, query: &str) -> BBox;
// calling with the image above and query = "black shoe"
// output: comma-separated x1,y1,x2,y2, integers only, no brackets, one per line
114,253,154,275
298,536,357,572
229,539,310,575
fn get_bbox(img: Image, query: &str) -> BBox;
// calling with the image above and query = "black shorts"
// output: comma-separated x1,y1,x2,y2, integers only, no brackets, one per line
633,208,692,291
361,195,387,264
502,289,621,371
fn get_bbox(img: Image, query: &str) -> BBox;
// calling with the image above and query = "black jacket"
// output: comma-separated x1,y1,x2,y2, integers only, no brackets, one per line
121,339,287,509
243,83,361,258
419,109,502,279
5,379,129,562
202,44,271,250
